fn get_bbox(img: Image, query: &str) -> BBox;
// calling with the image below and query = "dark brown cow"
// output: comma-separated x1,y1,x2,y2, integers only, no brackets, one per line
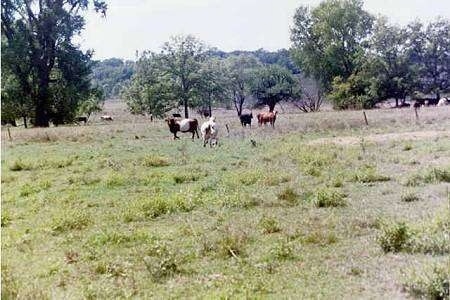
166,118,199,140
257,111,278,128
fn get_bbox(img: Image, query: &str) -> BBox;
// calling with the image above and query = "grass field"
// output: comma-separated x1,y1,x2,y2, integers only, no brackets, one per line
2,102,449,299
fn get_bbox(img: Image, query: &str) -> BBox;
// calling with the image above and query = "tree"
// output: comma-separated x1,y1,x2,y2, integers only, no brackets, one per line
328,72,376,110
122,52,176,118
1,0,107,127
367,18,414,107
251,65,301,112
407,19,450,100
225,55,260,116
195,57,229,116
159,35,207,118
290,0,373,91
77,88,105,120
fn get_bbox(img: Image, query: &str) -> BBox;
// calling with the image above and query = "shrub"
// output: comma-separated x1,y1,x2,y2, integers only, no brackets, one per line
314,189,347,208
404,265,449,300
277,187,298,205
142,155,170,167
1,212,11,227
377,222,412,253
259,216,281,234
302,231,338,246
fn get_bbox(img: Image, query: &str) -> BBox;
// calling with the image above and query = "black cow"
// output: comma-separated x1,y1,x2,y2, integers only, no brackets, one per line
239,113,253,128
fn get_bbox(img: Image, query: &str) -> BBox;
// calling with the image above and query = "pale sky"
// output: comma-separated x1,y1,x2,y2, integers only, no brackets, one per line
77,0,450,60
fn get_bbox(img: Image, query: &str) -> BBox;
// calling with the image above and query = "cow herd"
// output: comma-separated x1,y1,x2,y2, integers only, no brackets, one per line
165,110,279,147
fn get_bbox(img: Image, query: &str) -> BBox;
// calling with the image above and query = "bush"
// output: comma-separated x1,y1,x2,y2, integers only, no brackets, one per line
314,189,347,208
377,222,412,253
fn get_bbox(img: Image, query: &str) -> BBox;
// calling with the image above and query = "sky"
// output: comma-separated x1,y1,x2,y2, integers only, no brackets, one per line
77,0,450,60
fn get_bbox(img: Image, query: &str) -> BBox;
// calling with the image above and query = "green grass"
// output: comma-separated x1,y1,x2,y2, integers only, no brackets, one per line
1,103,449,298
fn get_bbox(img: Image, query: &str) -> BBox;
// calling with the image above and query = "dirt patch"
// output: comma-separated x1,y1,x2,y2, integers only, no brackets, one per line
308,130,450,146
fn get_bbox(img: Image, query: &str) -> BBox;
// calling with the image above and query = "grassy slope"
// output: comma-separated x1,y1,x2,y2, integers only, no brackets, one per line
2,104,449,299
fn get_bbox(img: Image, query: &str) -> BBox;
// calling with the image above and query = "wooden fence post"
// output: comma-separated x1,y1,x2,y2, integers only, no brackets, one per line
363,111,369,126
414,107,419,123
7,126,12,141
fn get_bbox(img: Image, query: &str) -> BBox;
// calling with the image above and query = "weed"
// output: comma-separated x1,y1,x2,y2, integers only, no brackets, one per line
377,221,412,253
402,144,413,151
9,160,33,171
404,265,449,300
173,172,202,184
142,155,170,167
401,191,421,202
144,255,181,281
277,187,298,205
216,228,248,258
314,189,347,208
259,216,281,234
1,212,11,227
423,168,450,183
269,240,295,260
302,231,338,246
352,166,390,183
51,211,91,233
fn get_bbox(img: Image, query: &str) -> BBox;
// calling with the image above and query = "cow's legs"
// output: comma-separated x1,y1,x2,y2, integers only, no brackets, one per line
196,129,200,139
174,132,179,139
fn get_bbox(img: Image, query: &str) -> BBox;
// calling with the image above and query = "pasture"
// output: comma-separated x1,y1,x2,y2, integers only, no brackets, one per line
2,102,449,299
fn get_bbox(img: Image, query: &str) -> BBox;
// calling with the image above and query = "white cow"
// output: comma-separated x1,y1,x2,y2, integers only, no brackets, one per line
437,97,449,107
200,116,219,147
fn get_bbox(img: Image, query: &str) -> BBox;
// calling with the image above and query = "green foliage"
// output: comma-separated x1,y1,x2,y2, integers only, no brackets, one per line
50,211,91,234
404,265,450,300
291,0,374,91
277,187,299,205
269,240,295,260
91,58,135,98
352,165,390,183
328,74,377,109
259,216,282,234
1,0,107,126
142,155,170,167
251,65,301,111
377,222,412,252
77,88,105,119
314,189,347,208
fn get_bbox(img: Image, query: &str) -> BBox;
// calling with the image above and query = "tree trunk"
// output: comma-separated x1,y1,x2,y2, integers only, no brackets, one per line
268,102,276,112
34,72,51,127
436,91,440,101
395,98,399,107
184,97,189,118
23,116,28,129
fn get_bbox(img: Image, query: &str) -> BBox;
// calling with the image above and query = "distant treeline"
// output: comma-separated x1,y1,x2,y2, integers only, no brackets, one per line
91,48,299,99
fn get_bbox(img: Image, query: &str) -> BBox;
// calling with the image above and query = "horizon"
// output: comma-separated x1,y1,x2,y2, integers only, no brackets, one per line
78,0,450,60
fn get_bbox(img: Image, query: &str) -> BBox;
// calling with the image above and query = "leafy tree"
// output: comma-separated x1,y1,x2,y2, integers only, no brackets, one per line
251,65,301,112
1,0,107,127
407,19,450,100
159,35,207,118
290,0,373,91
367,18,414,106
225,55,260,115
122,53,176,117
195,57,229,116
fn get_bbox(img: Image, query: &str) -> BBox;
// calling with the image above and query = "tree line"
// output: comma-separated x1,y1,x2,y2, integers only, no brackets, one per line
2,0,449,127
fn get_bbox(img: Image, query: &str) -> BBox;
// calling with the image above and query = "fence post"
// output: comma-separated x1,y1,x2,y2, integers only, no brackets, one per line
363,111,369,126
414,107,419,123
7,126,12,141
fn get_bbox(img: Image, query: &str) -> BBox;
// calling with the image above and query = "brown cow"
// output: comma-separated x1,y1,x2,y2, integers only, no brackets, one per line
166,118,199,140
257,111,278,128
